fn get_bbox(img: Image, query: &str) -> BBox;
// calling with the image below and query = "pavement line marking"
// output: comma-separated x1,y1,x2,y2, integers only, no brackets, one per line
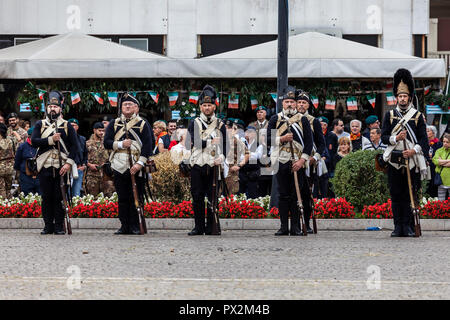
1,276,450,286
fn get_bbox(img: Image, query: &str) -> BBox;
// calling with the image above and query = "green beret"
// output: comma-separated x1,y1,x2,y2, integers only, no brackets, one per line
365,115,378,125
318,116,329,124
255,106,267,112
68,118,79,125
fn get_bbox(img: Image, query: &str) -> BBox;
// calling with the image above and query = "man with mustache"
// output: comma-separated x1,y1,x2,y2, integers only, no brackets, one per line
381,69,429,237
31,91,80,235
267,86,313,236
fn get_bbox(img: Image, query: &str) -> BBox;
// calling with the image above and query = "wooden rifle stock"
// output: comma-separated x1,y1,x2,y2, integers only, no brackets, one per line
57,141,72,235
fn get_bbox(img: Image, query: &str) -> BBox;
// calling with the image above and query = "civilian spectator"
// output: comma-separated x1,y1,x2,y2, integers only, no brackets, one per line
350,119,370,151
68,118,87,197
334,136,352,169
153,120,171,155
331,118,350,140
427,125,443,197
432,133,450,201
363,128,387,151
13,127,40,195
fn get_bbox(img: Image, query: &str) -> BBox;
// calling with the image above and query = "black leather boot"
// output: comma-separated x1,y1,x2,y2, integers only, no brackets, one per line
40,225,54,235
402,224,416,237
188,228,205,236
390,224,402,237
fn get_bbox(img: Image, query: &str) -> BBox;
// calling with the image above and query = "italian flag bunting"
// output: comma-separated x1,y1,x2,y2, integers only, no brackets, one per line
250,96,258,110
215,97,220,107
346,97,358,111
228,94,239,109
148,91,159,104
38,89,46,100
424,85,431,96
269,93,277,103
367,94,376,108
189,92,199,104
386,92,396,106
168,91,179,107
71,92,81,105
311,95,319,109
108,92,118,107
91,92,104,105
325,99,336,110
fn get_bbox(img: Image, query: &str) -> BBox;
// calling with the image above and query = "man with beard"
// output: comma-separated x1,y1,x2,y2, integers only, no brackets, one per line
187,85,227,235
267,86,313,236
7,113,28,150
31,91,80,235
381,68,429,237
295,90,328,232
104,93,153,235
86,122,115,196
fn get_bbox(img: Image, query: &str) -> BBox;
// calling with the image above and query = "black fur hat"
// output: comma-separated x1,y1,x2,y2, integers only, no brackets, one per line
198,85,217,105
393,68,415,97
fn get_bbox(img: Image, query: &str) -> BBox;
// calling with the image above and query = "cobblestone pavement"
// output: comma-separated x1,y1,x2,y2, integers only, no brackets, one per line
0,229,449,299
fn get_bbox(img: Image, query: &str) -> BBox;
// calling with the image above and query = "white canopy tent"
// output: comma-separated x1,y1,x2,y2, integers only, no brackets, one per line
0,31,446,79
0,33,169,79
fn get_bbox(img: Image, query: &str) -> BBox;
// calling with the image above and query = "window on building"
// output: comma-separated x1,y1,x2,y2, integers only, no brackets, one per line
14,38,39,46
438,18,450,51
199,35,277,57
119,38,148,51
342,35,379,48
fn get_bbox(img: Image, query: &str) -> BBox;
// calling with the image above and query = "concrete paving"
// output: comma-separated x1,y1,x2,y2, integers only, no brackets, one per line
0,229,449,299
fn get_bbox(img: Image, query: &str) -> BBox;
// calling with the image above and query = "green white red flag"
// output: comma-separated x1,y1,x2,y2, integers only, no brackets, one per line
91,92,103,105
71,92,81,105
168,91,179,107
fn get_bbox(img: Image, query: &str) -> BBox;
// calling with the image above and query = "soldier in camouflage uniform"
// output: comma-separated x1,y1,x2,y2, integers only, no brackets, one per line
224,119,248,195
0,123,15,198
7,113,28,150
86,122,115,197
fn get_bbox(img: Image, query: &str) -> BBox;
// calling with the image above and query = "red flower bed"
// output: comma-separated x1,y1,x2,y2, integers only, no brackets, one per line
361,199,393,219
314,198,355,219
420,199,450,219
70,201,118,218
218,195,268,219
0,201,41,218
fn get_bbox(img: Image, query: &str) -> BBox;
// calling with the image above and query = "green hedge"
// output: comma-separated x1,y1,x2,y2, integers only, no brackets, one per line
330,150,390,212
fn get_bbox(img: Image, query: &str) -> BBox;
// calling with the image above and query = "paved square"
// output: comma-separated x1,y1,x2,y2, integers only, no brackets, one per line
0,229,449,299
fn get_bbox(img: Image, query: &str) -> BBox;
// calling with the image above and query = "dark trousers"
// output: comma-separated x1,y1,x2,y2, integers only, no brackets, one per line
113,170,145,232
387,165,420,229
190,165,215,233
313,174,329,199
276,162,304,232
20,173,40,195
257,174,272,197
238,169,259,199
38,167,65,231
301,178,313,229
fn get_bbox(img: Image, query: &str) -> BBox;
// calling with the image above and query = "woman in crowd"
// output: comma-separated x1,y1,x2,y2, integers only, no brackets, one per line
152,120,171,155
333,136,352,169
427,125,443,197
433,133,450,201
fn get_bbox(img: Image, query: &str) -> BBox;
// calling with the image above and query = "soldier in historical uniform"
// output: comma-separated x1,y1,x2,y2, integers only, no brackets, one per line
7,113,28,150
295,89,328,233
0,123,15,198
86,122,115,197
381,68,429,237
267,86,313,236
104,93,154,235
224,119,248,195
31,91,80,235
187,85,228,235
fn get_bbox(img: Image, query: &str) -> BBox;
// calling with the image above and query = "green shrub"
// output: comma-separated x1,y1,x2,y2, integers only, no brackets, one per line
330,150,389,212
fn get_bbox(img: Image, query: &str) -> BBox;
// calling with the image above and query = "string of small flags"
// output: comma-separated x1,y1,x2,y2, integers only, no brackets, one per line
34,87,432,111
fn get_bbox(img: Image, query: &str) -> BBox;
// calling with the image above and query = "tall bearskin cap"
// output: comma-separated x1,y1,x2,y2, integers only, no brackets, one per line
198,85,217,105
393,68,415,97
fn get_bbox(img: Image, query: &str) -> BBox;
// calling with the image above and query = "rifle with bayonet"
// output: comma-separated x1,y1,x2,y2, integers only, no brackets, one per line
57,140,72,235
209,139,221,235
401,127,421,237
